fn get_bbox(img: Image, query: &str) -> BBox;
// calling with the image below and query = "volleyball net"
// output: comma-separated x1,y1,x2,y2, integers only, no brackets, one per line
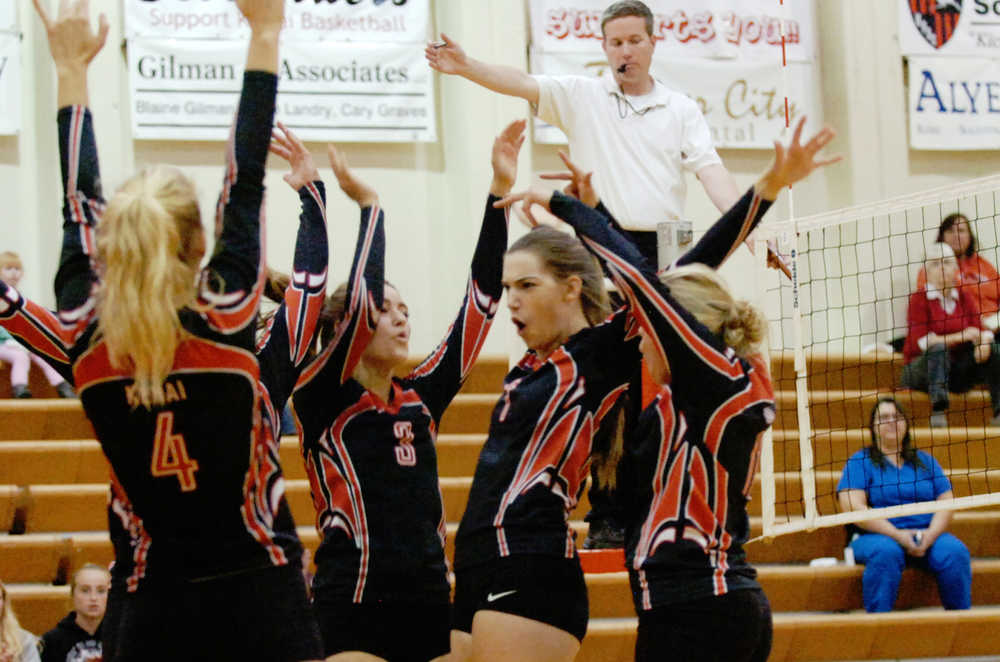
752,174,1000,538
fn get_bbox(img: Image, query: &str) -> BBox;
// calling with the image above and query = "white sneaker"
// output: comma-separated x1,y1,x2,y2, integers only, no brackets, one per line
930,412,948,428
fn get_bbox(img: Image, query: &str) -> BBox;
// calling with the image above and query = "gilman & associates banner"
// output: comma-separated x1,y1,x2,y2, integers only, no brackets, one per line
126,0,434,142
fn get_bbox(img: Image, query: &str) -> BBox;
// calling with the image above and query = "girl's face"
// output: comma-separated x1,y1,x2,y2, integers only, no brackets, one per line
873,401,907,452
72,568,110,621
361,285,410,370
1,264,23,287
502,249,581,358
926,256,958,291
942,219,972,257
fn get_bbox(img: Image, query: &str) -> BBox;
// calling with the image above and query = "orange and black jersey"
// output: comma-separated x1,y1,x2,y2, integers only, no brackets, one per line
0,72,307,588
549,191,776,610
292,196,507,603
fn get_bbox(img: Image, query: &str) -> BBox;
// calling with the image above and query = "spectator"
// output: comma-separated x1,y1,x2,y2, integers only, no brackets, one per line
38,565,108,662
0,253,75,398
0,578,40,662
901,242,1000,428
837,396,971,613
917,213,1000,330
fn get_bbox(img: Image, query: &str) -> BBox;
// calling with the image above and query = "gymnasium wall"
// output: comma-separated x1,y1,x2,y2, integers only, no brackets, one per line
2,0,999,357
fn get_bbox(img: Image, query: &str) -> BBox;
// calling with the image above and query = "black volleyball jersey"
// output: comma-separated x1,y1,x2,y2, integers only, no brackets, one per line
0,72,309,588
292,196,507,603
547,191,776,611
106,180,329,589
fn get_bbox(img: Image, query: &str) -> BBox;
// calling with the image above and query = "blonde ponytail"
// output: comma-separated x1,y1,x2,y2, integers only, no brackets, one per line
96,167,203,408
659,264,765,358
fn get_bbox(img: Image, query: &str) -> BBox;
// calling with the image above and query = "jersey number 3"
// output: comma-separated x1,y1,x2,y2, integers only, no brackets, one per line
151,412,199,491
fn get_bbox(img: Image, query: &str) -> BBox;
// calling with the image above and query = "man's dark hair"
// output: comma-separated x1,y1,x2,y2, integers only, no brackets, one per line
600,1,654,37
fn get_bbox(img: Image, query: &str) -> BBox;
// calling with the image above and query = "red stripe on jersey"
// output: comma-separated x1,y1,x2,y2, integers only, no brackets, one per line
110,469,152,593
633,397,679,569
74,337,260,393
718,194,762,265
241,419,288,566
1,295,79,364
326,400,377,602
494,350,584,547
285,270,326,366
685,450,717,540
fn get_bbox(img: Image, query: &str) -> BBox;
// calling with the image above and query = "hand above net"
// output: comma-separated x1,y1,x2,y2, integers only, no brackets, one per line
538,151,600,208
32,0,108,74
756,116,841,201
327,144,378,209
269,122,320,192
490,119,527,197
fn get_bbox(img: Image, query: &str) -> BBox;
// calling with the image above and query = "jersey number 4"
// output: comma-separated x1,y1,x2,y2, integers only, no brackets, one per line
151,412,199,491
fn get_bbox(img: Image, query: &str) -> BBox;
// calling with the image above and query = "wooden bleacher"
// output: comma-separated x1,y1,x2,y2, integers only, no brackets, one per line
3,352,1000,660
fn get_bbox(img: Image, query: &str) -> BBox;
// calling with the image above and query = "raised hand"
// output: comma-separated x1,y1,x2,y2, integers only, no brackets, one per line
539,151,599,208
236,0,285,32
493,188,562,230
757,116,841,200
328,144,378,209
425,33,469,76
32,0,108,72
490,119,527,196
269,122,320,191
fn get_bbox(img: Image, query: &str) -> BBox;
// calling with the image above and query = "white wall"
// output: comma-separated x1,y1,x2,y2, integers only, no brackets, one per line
3,0,1000,358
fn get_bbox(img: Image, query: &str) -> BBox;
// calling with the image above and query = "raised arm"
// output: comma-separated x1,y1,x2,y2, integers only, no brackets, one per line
407,120,521,420
256,124,328,410
294,146,384,395
425,33,539,105
32,0,108,319
0,284,75,381
197,0,284,335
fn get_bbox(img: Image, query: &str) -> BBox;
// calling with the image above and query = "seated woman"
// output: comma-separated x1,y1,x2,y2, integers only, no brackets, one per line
838,395,971,613
901,242,1000,428
917,213,1000,330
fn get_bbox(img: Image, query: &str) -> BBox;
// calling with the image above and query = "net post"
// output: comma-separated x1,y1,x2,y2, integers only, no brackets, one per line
755,238,778,538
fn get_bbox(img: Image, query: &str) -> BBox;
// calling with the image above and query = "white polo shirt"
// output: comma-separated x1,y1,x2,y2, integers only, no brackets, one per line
534,73,721,232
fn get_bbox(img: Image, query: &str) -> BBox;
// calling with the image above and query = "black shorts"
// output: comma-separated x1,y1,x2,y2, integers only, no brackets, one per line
314,598,450,661
114,563,321,662
635,588,772,662
452,555,589,642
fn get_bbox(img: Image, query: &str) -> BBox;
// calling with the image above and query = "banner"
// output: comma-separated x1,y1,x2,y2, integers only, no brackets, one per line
1,1,15,31
128,38,435,142
530,51,818,149
908,56,1000,149
125,0,428,42
0,33,19,135
899,0,1000,56
530,0,816,62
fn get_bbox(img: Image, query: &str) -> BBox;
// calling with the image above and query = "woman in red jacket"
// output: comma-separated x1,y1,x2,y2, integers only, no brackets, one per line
902,242,1000,427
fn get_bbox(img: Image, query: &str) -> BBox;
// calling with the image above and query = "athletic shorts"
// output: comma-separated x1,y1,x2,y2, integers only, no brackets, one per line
314,598,450,661
452,555,589,642
635,588,772,662
114,563,321,662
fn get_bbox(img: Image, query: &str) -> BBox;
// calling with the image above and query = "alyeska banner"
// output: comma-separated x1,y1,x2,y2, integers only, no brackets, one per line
908,55,1000,150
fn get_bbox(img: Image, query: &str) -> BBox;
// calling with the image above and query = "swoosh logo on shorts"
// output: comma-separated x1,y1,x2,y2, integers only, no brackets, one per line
486,590,518,602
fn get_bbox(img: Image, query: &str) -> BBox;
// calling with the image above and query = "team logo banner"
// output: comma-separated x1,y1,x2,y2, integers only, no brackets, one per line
900,0,1000,55
125,0,428,43
531,50,820,149
128,38,435,142
530,0,817,62
908,56,1000,149
0,33,19,135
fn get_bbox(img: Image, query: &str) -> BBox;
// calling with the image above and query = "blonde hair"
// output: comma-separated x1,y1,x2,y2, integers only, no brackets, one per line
0,578,24,657
96,166,203,408
658,264,766,358
0,251,22,271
